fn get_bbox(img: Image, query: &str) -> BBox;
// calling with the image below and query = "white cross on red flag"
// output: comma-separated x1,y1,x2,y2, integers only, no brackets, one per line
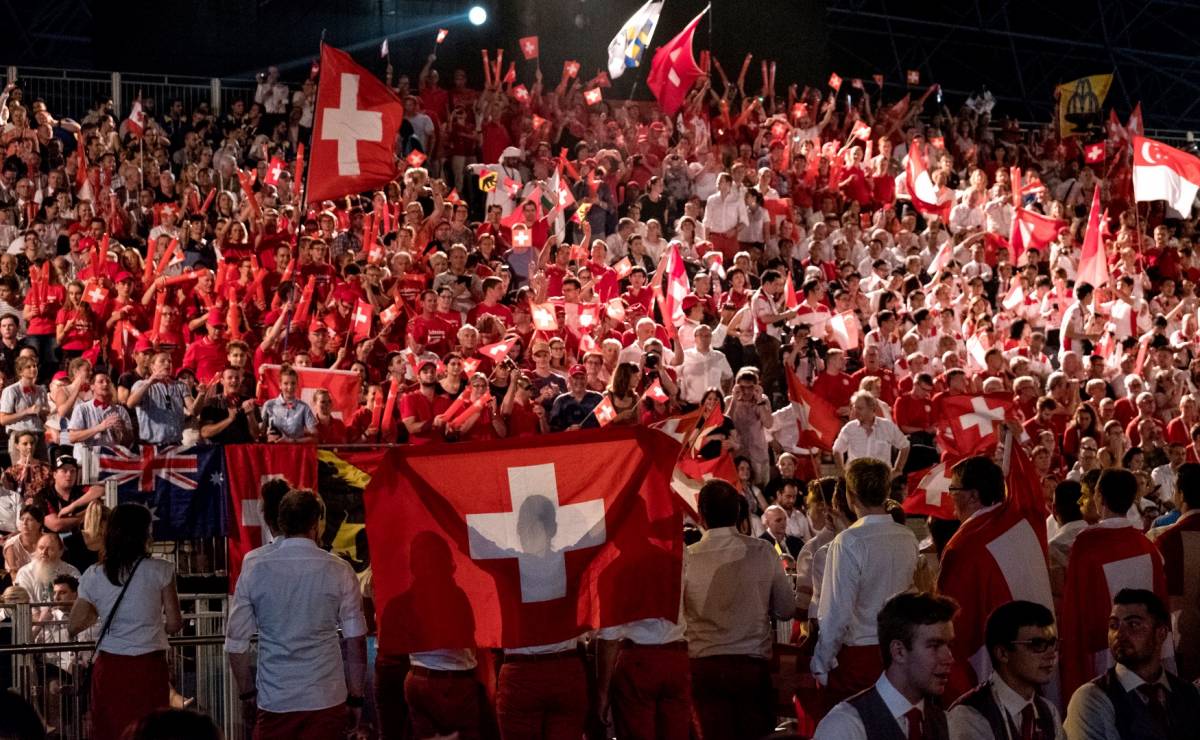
646,6,708,115
263,156,287,186
307,44,406,203
519,35,540,60
933,393,1019,457
352,298,374,342
902,460,959,520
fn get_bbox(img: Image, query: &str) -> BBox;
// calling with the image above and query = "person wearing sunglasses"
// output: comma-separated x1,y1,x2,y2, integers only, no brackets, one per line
947,600,1064,739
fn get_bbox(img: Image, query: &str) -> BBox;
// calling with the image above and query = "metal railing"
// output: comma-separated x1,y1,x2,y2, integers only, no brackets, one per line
2,593,239,739
3,65,258,120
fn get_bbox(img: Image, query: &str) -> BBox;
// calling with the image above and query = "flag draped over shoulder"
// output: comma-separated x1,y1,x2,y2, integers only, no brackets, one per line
366,427,683,653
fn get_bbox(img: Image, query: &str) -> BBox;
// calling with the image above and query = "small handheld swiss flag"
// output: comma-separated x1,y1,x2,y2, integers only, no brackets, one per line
352,298,374,342
512,85,531,104
519,35,539,60
1083,142,1106,164
531,303,558,331
584,88,603,106
593,395,618,427
435,28,448,44
642,380,670,405
828,72,842,91
851,120,872,141
479,338,516,363
263,156,287,186
563,60,580,79
406,150,427,169
906,69,920,85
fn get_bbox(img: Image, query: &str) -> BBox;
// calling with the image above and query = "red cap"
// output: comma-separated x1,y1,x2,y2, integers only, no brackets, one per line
206,311,228,328
113,271,133,283
568,364,587,377
681,295,701,312
133,335,154,353
75,236,96,252
332,283,360,303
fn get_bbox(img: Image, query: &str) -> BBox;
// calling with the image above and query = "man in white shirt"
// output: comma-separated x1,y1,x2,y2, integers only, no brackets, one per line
947,600,1065,739
670,323,732,405
684,479,795,739
813,591,957,739
811,457,919,711
226,489,369,740
702,173,747,262
14,533,79,603
832,391,911,473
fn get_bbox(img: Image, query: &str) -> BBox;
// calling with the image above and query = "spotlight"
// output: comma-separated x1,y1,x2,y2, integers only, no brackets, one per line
469,6,487,26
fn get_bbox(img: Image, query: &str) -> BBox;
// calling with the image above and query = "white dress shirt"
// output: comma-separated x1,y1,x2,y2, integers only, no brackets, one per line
811,514,918,680
814,673,925,740
702,191,747,235
1063,662,1173,740
225,537,368,712
947,673,1065,739
831,418,910,464
674,345,733,404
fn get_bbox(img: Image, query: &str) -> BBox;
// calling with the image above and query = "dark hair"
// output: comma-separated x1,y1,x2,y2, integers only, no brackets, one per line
18,504,45,525
277,488,323,537
877,591,958,667
127,708,222,740
1096,468,1137,515
0,688,45,740
952,456,1006,506
698,480,742,528
1053,480,1084,523
1113,588,1170,628
985,600,1055,662
102,503,152,586
260,478,291,534
845,458,891,508
1178,462,1200,510
52,574,79,592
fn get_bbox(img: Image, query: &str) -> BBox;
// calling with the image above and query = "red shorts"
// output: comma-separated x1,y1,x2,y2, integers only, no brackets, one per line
90,650,169,740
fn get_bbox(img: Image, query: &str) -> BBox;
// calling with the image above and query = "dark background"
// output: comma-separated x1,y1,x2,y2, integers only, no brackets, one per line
5,0,1198,129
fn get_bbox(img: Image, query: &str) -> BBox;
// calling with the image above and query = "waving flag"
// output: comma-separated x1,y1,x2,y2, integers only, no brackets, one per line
257,364,360,420
905,142,951,222
366,427,682,652
607,0,664,80
647,5,708,115
1133,135,1200,216
902,460,958,520
98,446,227,540
1076,185,1110,290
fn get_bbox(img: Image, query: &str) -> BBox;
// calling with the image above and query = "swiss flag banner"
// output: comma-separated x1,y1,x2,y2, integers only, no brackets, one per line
933,393,1019,458
308,44,406,203
257,364,361,420
902,460,958,520
646,7,707,115
225,444,318,589
366,427,683,652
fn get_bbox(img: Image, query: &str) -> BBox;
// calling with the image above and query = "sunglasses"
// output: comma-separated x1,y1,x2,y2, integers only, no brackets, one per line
1010,637,1058,654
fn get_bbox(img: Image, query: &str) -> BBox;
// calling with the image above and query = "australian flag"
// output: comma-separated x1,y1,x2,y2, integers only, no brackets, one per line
98,445,227,540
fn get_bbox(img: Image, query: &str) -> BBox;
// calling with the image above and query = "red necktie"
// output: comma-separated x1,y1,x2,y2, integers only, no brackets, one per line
1020,704,1035,740
904,707,923,740
95,401,108,409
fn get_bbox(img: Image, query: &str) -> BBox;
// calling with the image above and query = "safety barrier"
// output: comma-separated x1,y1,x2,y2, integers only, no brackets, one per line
1,593,239,739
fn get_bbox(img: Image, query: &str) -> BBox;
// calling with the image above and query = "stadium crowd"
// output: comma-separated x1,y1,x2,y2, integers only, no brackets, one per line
0,37,1198,740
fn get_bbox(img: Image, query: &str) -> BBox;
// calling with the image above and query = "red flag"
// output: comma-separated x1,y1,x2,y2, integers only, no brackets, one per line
263,155,287,186
672,453,738,519
531,303,558,331
593,396,618,427
828,72,842,91
1076,185,1110,291
351,298,374,342
563,60,580,78
257,364,361,421
906,69,920,85
660,243,689,328
612,256,632,279
873,73,884,88
406,149,427,169
1083,142,1105,164
1132,135,1200,215
1010,207,1066,259
225,444,318,589
82,280,109,314
436,28,448,44
933,393,1019,458
307,44,406,203
642,380,670,405
646,7,708,115
902,460,958,520
366,427,683,652
479,338,516,363
851,120,872,141
1126,102,1144,140
519,35,539,60
512,84,531,104
125,99,147,138
785,369,841,450
583,88,602,106
905,142,951,222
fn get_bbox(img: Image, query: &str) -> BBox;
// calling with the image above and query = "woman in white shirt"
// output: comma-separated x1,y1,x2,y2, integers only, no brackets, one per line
69,503,182,740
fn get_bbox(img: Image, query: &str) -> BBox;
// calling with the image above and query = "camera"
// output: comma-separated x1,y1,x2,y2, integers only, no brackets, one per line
644,352,660,369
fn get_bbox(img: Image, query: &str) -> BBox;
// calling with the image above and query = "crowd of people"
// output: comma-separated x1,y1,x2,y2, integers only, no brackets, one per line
0,30,1196,739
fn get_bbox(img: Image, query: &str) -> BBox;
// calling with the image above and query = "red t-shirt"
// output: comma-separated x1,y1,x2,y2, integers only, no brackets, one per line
467,302,513,329
27,284,65,336
811,371,855,413
181,337,228,383
399,390,452,444
56,306,96,351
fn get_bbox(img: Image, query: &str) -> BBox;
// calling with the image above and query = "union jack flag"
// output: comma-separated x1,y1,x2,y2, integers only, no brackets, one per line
99,446,227,539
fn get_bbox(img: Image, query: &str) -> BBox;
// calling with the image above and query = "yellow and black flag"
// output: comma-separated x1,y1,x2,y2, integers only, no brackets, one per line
1056,74,1113,138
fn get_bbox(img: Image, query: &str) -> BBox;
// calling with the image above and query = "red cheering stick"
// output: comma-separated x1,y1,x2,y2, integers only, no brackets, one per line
380,379,399,441
292,275,317,326
151,291,167,337
162,271,201,288
448,393,492,432
361,211,375,255
482,50,493,88
153,238,180,279
226,285,242,340
198,187,217,215
237,169,261,218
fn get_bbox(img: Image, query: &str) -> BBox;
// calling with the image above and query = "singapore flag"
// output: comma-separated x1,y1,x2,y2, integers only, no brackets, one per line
1133,135,1200,216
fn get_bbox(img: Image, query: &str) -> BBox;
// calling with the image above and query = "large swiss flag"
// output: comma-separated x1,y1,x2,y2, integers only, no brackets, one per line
308,44,406,203
257,364,361,421
225,444,318,589
366,427,684,653
933,393,1019,458
646,7,708,115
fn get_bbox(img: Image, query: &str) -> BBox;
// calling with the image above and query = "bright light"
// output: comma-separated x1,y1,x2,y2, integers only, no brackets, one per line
469,6,487,25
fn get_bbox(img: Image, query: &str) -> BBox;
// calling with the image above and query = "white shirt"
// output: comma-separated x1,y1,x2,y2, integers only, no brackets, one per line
77,557,174,655
702,191,747,235
770,403,821,455
811,515,918,680
675,346,733,404
225,537,368,712
15,559,79,604
948,674,1065,739
831,418,910,464
814,673,925,740
1064,661,1173,740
